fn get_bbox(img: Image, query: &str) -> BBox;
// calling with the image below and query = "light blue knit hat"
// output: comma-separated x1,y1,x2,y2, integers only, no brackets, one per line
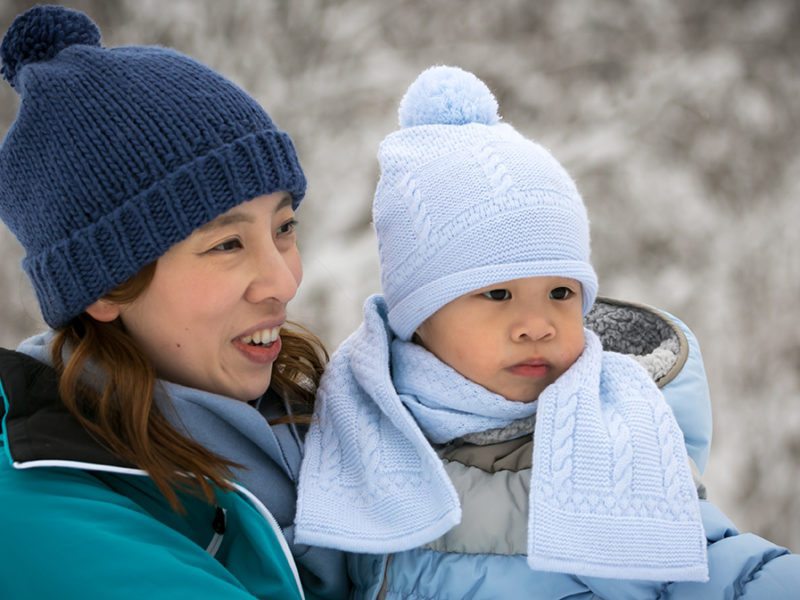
374,65,598,340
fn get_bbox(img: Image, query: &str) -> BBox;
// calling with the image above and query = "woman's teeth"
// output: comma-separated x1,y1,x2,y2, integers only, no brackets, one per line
240,327,280,346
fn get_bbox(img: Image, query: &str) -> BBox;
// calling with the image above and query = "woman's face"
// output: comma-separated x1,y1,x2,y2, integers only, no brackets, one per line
113,192,302,401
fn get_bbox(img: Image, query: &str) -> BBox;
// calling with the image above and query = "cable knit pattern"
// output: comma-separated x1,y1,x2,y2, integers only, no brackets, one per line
372,66,598,340
295,296,461,553
295,295,708,581
529,341,707,580
606,404,634,500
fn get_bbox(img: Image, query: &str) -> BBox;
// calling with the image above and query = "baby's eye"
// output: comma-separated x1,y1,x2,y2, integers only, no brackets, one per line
550,286,574,300
209,238,243,252
482,289,511,301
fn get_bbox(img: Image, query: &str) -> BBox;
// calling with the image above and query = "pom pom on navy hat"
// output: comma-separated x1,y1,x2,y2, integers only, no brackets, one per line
398,65,500,128
1,5,101,88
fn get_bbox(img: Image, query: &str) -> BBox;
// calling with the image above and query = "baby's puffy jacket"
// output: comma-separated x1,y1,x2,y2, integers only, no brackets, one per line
348,299,800,600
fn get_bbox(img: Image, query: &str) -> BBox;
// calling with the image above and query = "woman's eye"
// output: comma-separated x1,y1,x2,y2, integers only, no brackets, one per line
482,289,511,301
277,218,298,236
209,238,243,252
550,287,574,300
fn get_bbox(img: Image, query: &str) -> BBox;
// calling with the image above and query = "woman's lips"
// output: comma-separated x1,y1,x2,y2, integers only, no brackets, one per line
508,361,551,378
232,336,282,364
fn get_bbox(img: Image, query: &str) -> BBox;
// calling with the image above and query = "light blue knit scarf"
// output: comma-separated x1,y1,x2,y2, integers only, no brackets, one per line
391,339,538,444
295,295,708,582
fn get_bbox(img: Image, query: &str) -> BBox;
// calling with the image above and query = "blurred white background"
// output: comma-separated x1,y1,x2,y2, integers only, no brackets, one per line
2,0,798,550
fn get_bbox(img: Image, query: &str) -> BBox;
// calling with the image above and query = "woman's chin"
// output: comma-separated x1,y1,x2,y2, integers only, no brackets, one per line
226,380,272,403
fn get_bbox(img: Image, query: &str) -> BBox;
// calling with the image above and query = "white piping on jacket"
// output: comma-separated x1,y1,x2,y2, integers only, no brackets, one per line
12,459,305,599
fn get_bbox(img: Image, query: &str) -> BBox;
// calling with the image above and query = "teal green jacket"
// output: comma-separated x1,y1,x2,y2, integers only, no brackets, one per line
0,348,305,599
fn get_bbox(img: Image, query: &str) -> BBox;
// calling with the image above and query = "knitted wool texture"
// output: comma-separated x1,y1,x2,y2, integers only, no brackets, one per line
391,336,539,444
0,6,306,327
374,66,598,340
295,295,708,581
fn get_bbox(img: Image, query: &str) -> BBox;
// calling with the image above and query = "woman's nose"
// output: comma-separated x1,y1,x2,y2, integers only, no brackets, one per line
245,243,301,305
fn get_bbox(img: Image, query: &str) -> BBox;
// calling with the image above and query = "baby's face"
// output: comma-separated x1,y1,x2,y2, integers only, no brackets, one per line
415,276,585,403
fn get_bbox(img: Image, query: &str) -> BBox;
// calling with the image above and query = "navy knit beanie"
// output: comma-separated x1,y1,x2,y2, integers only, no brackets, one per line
0,5,306,328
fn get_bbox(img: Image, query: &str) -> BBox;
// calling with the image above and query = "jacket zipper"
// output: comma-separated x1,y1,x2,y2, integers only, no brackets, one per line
206,506,227,557
376,554,393,600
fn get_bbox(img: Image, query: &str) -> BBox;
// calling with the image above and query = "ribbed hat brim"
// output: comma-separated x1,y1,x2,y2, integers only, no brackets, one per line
25,129,306,328
388,260,598,340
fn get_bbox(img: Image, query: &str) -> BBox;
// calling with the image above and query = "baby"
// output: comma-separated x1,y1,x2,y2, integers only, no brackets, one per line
296,66,800,599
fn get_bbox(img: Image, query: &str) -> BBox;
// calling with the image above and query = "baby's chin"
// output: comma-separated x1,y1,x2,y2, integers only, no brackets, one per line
504,394,539,404
493,385,542,403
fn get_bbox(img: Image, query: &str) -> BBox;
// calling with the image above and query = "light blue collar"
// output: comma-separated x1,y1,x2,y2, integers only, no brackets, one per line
16,331,300,523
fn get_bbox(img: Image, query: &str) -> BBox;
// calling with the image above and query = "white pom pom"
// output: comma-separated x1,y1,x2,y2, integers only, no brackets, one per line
398,65,500,128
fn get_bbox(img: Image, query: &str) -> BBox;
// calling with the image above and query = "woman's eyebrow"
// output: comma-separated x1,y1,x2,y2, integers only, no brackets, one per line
198,193,293,232
274,194,293,212
198,212,255,232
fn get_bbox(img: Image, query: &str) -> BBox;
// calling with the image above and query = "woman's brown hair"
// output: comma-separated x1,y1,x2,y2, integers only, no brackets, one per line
51,262,328,511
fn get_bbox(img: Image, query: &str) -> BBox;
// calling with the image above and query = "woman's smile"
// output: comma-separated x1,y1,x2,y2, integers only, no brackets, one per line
232,328,284,365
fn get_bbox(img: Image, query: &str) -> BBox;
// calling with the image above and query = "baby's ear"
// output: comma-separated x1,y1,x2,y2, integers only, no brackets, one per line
411,328,427,349
85,299,122,322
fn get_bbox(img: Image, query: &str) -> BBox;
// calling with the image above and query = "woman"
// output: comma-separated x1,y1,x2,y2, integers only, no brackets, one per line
0,6,348,599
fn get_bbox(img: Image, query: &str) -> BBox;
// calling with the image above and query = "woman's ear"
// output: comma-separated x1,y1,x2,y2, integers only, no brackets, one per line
85,299,122,323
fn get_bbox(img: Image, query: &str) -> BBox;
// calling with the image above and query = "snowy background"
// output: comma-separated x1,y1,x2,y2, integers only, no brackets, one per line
2,0,798,550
